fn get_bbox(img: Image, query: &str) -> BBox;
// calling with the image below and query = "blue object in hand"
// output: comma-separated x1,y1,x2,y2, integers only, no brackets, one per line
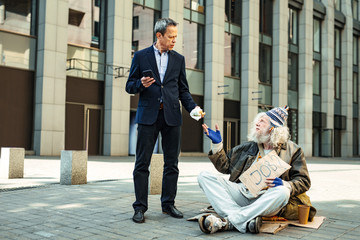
205,128,222,144
273,177,283,187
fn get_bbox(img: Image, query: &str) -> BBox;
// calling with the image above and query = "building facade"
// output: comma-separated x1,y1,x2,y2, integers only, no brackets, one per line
0,0,359,157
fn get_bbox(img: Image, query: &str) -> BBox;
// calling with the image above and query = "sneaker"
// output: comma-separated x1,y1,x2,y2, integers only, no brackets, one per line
198,214,232,234
247,216,262,233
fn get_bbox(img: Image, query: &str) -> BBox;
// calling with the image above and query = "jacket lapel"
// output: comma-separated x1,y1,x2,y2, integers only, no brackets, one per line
146,46,161,84
162,50,174,84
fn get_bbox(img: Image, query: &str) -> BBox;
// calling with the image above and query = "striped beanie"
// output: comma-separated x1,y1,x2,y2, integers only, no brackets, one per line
266,105,289,128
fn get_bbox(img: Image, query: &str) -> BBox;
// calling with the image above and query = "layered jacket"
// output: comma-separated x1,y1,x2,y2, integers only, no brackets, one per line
208,140,316,220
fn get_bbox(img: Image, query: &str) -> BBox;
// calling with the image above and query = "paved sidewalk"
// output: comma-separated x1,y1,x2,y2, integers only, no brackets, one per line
1,155,360,239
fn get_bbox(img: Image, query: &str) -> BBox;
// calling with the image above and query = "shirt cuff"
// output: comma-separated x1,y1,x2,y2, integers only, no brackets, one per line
211,142,223,154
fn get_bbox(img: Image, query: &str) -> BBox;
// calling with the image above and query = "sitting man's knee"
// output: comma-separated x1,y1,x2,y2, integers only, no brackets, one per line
274,185,291,201
197,171,214,185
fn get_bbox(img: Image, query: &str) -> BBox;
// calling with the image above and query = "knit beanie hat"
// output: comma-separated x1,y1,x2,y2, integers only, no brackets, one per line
266,105,289,128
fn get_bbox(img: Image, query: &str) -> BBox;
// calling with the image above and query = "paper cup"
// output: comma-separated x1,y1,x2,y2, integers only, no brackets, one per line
298,205,310,224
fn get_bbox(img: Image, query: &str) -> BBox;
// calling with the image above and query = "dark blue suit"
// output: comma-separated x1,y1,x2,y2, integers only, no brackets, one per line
126,46,197,212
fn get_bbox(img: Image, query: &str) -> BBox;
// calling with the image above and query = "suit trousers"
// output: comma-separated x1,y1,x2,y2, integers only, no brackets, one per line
133,109,181,212
198,171,290,233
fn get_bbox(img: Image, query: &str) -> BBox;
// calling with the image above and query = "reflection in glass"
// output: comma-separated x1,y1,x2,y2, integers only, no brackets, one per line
354,72,358,103
335,0,341,11
225,0,241,26
353,0,359,20
0,0,34,35
335,67,341,99
288,52,298,91
259,0,272,37
313,19,321,53
313,60,320,95
288,109,298,143
288,8,297,45
353,36,358,66
132,4,161,55
68,0,104,49
184,0,205,13
183,19,204,70
224,33,240,77
259,44,272,84
335,28,341,60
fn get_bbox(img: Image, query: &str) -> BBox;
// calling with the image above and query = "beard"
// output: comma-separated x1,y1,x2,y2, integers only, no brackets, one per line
249,127,270,144
256,131,270,144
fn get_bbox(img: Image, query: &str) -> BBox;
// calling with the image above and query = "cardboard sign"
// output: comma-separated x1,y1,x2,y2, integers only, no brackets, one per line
239,151,291,197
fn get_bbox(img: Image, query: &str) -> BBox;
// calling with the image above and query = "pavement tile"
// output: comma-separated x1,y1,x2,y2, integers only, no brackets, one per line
1,156,360,239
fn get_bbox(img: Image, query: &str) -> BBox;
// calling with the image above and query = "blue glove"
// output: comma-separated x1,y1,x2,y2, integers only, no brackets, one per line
205,128,222,144
273,177,283,187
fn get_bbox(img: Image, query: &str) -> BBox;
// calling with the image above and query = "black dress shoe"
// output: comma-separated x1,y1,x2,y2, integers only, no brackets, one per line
132,210,145,223
162,205,183,218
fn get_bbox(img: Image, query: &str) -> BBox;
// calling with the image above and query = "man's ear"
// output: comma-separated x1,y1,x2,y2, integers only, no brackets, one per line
156,32,162,39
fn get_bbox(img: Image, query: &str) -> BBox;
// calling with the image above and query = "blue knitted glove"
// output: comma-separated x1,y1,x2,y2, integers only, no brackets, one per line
273,177,283,187
205,127,222,144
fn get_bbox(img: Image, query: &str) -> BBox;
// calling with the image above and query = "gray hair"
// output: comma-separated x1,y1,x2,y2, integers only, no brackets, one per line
248,112,290,147
154,18,177,35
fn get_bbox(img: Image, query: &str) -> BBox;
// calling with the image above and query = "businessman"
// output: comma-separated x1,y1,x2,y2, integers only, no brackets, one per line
126,18,204,223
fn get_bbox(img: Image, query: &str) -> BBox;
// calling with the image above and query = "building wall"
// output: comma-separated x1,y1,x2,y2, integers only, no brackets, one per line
0,0,359,157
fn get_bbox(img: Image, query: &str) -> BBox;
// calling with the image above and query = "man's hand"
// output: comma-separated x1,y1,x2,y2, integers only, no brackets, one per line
265,177,283,188
190,106,205,121
202,123,222,144
141,76,155,88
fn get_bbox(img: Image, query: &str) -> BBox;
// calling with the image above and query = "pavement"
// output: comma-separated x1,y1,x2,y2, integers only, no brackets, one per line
1,155,360,239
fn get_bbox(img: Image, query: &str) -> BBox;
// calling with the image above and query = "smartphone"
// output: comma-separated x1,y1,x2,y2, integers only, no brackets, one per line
142,69,154,78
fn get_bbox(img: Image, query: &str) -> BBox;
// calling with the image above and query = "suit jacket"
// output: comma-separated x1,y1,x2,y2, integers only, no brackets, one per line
126,46,197,126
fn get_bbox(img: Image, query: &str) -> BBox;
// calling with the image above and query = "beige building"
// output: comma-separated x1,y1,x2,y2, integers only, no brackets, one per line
0,0,359,158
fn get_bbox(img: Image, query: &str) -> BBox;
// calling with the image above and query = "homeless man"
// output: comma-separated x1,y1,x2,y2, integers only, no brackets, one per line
197,106,316,234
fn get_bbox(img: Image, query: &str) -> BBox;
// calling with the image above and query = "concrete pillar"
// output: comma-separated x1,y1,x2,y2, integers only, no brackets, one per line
321,0,335,156
149,154,164,195
341,0,353,157
103,0,132,156
203,0,225,151
60,150,87,185
298,0,314,156
272,0,288,107
240,0,259,143
162,0,184,54
33,0,68,156
0,148,25,179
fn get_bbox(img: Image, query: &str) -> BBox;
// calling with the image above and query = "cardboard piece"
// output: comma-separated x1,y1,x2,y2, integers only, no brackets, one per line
239,151,291,197
187,212,326,234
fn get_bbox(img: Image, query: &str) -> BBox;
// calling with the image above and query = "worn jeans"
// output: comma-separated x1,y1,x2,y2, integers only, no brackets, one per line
198,171,290,233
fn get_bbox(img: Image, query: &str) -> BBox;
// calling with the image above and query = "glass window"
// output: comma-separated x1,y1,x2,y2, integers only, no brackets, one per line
313,60,321,95
183,19,205,70
354,72,358,103
288,109,298,143
354,36,358,66
335,0,341,11
132,4,161,56
313,19,321,53
259,0,273,37
288,52,298,91
335,28,341,60
224,33,241,77
0,0,35,35
225,0,241,26
184,0,205,13
335,67,341,99
353,0,359,20
68,0,105,49
288,8,298,45
259,44,272,84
